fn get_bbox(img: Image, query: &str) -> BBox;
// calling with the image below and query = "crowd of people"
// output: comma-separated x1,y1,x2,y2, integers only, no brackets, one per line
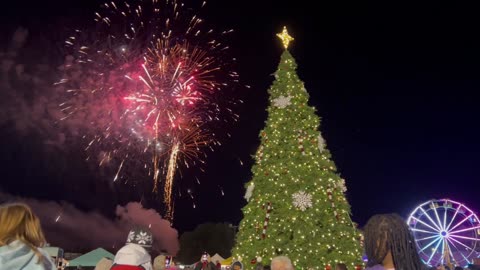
0,203,477,270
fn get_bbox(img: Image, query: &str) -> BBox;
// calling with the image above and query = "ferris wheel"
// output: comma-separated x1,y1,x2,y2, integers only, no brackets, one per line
407,199,480,267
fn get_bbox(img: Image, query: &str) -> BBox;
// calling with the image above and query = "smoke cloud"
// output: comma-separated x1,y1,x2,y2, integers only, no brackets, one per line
0,192,180,255
0,27,67,147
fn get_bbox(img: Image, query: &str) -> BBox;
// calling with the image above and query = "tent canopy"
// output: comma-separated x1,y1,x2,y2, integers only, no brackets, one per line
68,248,114,267
44,247,63,258
210,253,225,264
221,257,232,265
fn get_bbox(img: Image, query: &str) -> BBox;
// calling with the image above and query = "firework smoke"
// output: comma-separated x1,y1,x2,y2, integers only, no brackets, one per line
0,191,180,254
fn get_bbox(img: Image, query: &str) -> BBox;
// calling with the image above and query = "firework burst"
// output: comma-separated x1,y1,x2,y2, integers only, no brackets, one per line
56,0,239,221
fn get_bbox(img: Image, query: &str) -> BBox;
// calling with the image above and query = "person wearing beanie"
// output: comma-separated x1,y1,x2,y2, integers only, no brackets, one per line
194,253,216,270
110,227,154,270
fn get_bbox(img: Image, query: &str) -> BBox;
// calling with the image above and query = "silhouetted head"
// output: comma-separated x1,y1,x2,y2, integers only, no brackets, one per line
364,213,424,270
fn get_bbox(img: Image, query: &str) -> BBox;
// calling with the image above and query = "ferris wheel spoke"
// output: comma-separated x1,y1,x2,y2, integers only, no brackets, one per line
446,237,458,254
440,237,446,265
446,240,461,264
449,214,473,232
420,207,443,232
411,228,439,234
412,216,441,233
448,236,478,252
419,236,442,253
446,204,461,231
449,234,480,242
426,237,443,264
446,238,471,264
460,252,471,264
417,234,443,241
433,205,445,231
449,225,480,235
443,204,448,233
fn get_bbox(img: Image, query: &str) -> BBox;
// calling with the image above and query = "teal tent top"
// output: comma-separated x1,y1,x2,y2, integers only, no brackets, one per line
68,248,114,267
44,246,62,257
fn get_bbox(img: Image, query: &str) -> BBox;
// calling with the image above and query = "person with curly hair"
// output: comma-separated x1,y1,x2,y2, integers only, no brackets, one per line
364,213,425,270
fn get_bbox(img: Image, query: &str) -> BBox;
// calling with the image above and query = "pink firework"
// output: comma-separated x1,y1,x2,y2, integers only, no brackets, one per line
56,0,239,221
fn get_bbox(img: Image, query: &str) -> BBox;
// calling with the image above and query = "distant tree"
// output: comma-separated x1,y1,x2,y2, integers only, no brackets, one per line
176,223,236,264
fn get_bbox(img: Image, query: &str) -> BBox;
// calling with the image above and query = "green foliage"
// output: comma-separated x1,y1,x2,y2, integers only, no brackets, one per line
231,50,363,269
176,223,236,264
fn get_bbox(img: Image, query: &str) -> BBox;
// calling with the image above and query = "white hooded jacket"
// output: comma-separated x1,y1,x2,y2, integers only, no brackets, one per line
0,240,56,270
113,243,153,270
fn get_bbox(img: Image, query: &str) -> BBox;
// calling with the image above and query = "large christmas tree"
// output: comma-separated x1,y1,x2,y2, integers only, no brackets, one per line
231,27,363,270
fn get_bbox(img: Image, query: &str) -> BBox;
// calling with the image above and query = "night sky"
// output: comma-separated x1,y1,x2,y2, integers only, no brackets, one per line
1,0,480,237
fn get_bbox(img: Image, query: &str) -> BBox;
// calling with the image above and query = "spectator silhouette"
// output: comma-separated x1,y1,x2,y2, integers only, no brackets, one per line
364,213,425,270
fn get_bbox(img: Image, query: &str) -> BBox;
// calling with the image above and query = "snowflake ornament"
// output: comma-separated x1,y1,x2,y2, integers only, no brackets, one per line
135,231,153,245
318,133,326,153
292,191,313,211
244,182,255,202
336,179,347,193
272,95,292,109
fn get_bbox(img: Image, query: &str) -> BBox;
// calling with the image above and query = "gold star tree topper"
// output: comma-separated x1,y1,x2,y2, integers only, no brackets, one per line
277,26,294,49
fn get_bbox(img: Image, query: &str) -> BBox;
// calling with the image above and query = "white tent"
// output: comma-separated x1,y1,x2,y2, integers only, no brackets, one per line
210,253,225,264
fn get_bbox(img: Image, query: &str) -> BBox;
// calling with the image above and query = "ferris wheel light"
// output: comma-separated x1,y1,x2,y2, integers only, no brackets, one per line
443,201,453,208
